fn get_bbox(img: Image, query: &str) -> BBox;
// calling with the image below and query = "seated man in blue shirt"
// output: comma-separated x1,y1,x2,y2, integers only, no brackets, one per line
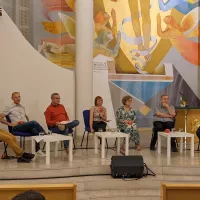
150,95,178,152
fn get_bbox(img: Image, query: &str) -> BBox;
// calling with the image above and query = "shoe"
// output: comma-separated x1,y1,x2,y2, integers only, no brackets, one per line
22,152,35,160
36,150,46,157
150,146,156,151
17,157,31,163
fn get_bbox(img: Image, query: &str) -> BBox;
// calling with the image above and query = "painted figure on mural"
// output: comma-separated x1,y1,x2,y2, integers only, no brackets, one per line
40,0,76,68
157,11,200,66
41,0,73,21
128,0,152,63
94,9,121,58
158,0,199,14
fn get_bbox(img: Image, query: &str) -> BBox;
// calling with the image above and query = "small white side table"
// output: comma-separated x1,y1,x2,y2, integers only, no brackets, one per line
158,131,194,158
94,132,129,159
32,134,73,165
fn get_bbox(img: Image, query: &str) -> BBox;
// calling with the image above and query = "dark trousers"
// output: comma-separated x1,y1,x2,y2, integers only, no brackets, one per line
93,121,107,132
49,120,79,148
196,126,200,140
93,121,107,144
150,121,176,148
13,120,45,151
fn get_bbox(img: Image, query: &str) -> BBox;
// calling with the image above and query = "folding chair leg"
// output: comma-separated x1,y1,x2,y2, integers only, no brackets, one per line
23,137,25,150
70,132,76,149
175,138,179,148
73,136,76,149
3,143,8,156
86,133,89,149
113,138,117,148
197,141,200,151
42,142,46,151
2,142,15,159
20,137,22,148
81,131,86,147
106,139,109,149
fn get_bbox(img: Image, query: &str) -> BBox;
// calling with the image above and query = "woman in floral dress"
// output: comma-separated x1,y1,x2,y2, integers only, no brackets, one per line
116,95,142,151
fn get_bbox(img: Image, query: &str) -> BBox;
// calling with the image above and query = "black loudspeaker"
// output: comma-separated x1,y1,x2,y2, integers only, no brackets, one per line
111,156,144,178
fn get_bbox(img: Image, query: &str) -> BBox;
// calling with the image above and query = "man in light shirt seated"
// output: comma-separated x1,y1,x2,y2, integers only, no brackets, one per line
150,94,178,152
45,93,79,150
0,92,45,156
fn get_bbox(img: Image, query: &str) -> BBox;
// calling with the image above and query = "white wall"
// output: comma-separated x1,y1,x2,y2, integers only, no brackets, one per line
0,10,75,132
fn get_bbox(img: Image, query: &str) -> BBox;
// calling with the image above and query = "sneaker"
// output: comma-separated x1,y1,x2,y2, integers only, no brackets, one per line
150,146,156,151
17,157,31,163
36,150,46,157
22,152,35,160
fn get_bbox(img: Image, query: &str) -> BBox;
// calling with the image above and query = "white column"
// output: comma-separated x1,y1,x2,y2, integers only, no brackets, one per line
75,0,93,136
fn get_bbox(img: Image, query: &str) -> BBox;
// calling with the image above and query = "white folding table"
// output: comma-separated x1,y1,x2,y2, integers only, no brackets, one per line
32,134,73,165
158,131,194,158
94,132,129,158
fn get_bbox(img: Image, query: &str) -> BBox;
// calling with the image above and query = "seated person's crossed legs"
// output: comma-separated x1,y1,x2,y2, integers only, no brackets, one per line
12,120,46,154
54,120,80,149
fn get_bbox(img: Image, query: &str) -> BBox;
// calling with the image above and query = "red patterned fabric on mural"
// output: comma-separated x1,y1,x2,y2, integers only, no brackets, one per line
41,0,73,21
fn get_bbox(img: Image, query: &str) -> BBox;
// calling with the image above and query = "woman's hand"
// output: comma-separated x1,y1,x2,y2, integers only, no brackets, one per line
121,120,128,124
127,120,134,125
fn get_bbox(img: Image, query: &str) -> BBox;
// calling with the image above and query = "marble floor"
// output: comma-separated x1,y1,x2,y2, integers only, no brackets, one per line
0,130,200,180
1,135,200,200
0,141,200,179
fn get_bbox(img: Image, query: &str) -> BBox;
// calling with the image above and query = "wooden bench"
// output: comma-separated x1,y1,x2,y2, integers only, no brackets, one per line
0,184,76,200
161,183,200,200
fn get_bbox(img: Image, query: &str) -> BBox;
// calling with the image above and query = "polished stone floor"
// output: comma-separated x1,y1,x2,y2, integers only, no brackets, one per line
0,131,200,179
1,135,200,200
0,143,200,174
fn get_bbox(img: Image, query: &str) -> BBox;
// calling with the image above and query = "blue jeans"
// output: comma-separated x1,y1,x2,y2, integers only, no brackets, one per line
13,120,45,151
49,120,79,148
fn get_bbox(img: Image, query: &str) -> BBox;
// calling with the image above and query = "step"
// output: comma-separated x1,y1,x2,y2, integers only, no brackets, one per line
2,175,200,192
2,164,200,179
77,190,160,200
